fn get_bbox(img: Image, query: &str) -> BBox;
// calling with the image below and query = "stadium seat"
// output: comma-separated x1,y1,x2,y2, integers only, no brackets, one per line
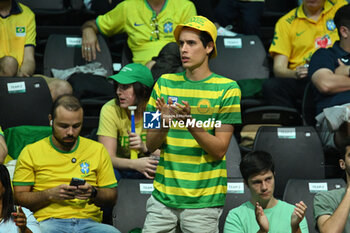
18,0,68,13
219,177,251,232
253,126,326,198
43,34,113,77
243,106,302,126
283,178,346,233
238,106,302,154
209,35,269,81
226,135,242,178
80,96,112,137
0,77,52,130
302,82,317,126
112,179,154,232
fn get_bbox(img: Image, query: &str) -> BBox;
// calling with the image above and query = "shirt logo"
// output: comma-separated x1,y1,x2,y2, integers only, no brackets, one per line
163,22,173,33
271,32,278,46
143,111,161,129
197,99,211,114
296,30,305,37
134,22,144,27
341,58,349,64
326,19,336,31
16,26,26,37
80,162,90,175
168,96,178,105
315,35,331,48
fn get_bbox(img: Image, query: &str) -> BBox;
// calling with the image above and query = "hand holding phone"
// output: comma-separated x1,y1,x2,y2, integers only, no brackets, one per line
70,177,86,186
12,206,27,232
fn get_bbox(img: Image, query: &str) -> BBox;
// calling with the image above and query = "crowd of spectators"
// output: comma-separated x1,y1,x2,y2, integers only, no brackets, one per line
2,0,350,232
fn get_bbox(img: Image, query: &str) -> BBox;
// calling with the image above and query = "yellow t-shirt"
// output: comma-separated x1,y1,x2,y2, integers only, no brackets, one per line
96,0,196,64
13,136,117,222
269,0,347,70
97,99,147,158
0,1,36,67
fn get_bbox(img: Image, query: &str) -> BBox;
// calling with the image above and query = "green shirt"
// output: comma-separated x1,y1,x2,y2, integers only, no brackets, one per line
314,188,350,233
224,200,309,233
146,72,241,209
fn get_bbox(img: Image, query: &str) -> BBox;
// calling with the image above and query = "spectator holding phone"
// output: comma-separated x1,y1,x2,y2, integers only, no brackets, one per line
12,95,120,233
0,164,41,233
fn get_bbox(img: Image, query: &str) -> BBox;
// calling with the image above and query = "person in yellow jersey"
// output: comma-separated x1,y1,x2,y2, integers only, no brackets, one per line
81,0,196,65
262,0,349,110
0,0,73,101
144,16,241,232
97,63,159,181
0,126,8,164
0,0,35,77
12,95,120,233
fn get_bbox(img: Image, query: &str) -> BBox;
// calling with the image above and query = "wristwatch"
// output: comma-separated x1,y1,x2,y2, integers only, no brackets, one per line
91,186,98,199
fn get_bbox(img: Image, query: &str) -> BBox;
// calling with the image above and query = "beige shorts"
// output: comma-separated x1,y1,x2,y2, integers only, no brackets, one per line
142,195,223,233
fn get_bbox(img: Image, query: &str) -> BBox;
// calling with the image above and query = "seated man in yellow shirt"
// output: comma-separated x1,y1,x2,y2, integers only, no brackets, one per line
13,94,120,233
0,0,72,101
262,0,348,110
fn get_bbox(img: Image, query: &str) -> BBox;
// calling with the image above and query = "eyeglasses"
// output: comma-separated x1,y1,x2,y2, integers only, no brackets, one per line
151,17,160,40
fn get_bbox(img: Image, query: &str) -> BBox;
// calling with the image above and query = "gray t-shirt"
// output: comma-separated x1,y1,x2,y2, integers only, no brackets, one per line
314,187,350,233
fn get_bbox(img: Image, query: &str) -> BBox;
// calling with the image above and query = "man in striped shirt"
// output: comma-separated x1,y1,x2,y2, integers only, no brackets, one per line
144,16,241,232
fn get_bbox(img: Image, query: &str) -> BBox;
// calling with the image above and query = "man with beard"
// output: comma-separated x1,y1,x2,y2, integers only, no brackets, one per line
314,144,350,233
12,94,120,233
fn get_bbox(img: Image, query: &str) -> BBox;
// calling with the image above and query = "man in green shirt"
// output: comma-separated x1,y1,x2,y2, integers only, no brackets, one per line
314,143,350,233
224,151,309,233
144,16,241,232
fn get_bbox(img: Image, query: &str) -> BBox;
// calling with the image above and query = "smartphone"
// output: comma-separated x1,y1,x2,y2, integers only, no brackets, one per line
70,177,86,186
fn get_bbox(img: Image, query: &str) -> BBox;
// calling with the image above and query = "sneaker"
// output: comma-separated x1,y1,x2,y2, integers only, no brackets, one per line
323,105,350,132
217,26,237,37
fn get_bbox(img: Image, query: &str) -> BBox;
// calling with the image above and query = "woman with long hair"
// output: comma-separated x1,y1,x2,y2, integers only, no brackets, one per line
0,164,41,232
97,63,159,181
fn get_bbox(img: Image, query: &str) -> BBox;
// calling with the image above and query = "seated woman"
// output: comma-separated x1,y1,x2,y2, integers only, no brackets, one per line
97,63,159,180
0,164,41,233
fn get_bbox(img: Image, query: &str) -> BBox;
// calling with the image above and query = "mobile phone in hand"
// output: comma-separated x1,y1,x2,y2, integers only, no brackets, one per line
70,177,86,186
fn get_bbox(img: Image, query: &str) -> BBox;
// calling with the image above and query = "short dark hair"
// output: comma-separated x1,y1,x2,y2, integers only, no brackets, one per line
113,82,152,107
240,151,275,182
337,143,350,160
334,4,350,38
0,165,15,222
51,94,82,120
199,31,214,58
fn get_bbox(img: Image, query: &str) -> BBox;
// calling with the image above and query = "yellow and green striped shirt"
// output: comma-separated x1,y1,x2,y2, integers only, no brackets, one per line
146,72,241,208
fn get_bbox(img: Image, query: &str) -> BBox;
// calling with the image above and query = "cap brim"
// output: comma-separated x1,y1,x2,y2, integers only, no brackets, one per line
108,74,136,85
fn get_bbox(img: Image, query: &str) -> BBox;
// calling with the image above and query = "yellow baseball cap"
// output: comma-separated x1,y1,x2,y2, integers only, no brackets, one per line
174,16,217,58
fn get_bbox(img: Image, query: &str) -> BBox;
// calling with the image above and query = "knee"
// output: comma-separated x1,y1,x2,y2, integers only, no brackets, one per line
0,56,19,77
262,78,281,93
48,79,73,102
